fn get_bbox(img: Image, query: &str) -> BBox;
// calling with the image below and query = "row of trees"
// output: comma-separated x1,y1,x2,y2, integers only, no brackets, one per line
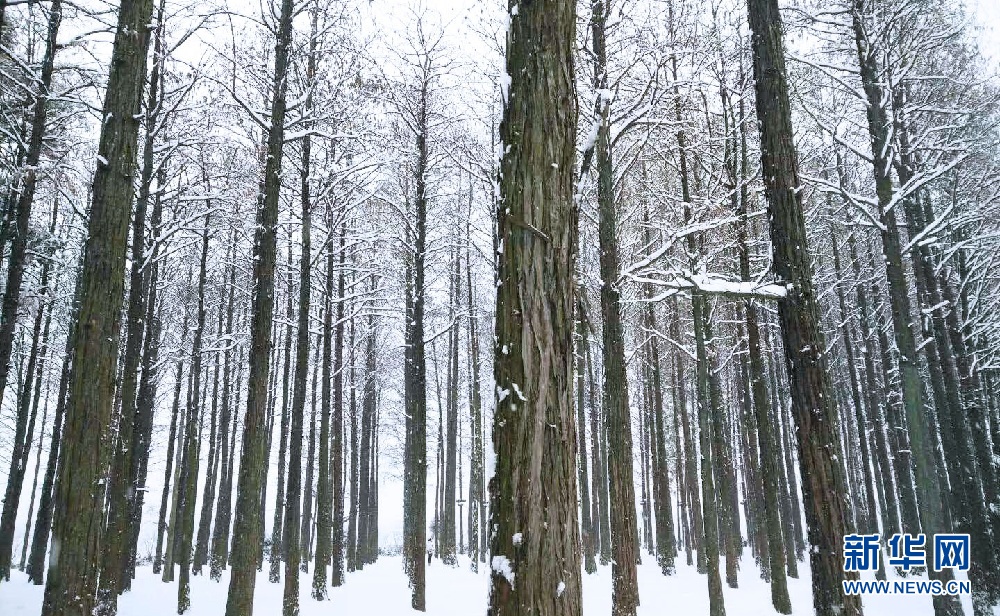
0,0,998,616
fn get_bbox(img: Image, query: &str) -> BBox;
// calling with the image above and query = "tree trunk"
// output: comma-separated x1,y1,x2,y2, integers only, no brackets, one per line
282,28,314,607
575,304,596,574
312,202,335,601
210,233,238,581
850,4,960,613
178,212,212,613
0,0,62,581
465,210,485,571
746,0,862,611
224,0,293,611
591,3,639,613
40,1,156,613
487,0,582,613
330,219,347,587
26,272,81,585
402,66,429,611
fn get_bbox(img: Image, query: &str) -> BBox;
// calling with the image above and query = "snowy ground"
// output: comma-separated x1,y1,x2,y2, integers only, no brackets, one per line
1,552,988,615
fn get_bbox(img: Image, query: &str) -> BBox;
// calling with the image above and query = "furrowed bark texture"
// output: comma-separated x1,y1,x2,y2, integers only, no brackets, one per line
41,0,155,614
746,1,862,614
487,0,582,614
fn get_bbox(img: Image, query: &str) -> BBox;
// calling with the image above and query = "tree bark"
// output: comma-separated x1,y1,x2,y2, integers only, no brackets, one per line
40,1,156,613
487,1,582,613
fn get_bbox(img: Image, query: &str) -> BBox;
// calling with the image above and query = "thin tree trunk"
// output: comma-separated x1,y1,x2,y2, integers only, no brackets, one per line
0,0,62,581
210,234,238,581
224,0,293,610
178,212,212,613
591,3,639,613
282,29,314,607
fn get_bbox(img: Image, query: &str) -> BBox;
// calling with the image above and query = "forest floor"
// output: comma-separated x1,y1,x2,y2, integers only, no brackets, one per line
0,552,983,615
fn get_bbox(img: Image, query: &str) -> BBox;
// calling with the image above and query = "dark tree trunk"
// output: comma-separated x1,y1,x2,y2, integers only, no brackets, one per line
282,27,314,607
224,0,293,611
330,219,347,587
0,0,62,581
591,3,639,614
178,212,212,613
26,273,81,585
124,161,167,588
269,243,296,583
357,276,378,569
465,211,485,571
746,0,862,612
440,248,459,566
40,0,156,613
210,234,238,581
94,1,165,603
640,210,675,576
850,4,960,614
300,330,321,571
402,66,429,611
312,202,335,600
575,305,596,574
487,0,582,613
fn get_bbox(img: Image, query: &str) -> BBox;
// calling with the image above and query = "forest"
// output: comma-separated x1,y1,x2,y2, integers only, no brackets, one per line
0,0,998,615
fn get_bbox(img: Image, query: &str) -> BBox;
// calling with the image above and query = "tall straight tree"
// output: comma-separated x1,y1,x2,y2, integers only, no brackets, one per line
401,23,433,608
589,1,639,613
487,0,582,614
40,0,156,614
745,0,862,614
0,0,62,581
312,201,336,600
282,9,315,608
225,0,294,613
178,212,212,613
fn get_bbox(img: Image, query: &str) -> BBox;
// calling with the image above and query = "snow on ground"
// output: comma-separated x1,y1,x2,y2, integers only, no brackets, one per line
0,552,987,615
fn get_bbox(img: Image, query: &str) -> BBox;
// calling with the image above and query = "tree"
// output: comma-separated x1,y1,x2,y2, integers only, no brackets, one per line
224,0,294,613
0,0,62,581
40,0,157,614
487,0,582,614
746,0,863,613
281,10,316,611
589,1,639,613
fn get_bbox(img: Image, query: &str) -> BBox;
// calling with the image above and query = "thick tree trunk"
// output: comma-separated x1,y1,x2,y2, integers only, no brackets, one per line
95,2,165,603
487,1,582,613
402,69,429,610
40,0,156,613
746,0,862,612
